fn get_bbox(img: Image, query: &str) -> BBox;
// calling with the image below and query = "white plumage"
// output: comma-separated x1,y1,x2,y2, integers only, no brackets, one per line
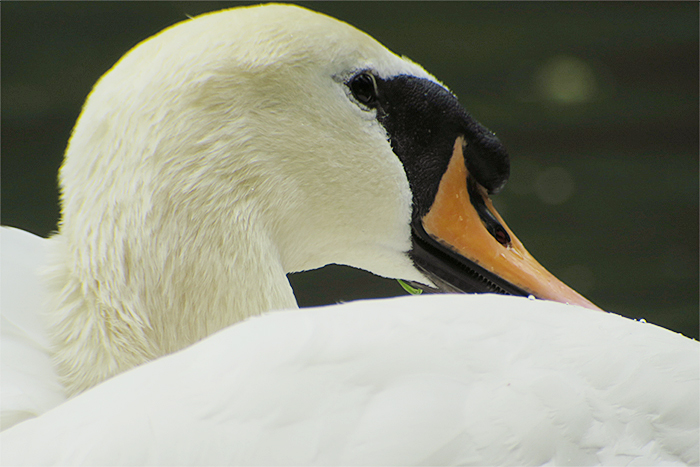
2,278,697,464
1,4,698,465
0,228,66,429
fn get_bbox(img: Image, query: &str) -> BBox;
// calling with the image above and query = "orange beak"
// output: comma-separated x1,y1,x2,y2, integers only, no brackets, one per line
418,136,600,311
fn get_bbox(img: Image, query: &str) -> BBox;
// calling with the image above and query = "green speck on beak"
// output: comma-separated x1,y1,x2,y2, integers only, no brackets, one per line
398,279,423,295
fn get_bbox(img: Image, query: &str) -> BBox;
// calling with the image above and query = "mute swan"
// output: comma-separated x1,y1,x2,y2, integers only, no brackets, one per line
1,3,697,465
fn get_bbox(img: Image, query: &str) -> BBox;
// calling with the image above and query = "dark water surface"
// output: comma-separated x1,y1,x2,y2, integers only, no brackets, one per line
2,2,698,339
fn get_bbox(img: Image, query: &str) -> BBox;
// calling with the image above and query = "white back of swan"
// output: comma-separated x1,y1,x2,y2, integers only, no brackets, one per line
0,228,66,429
1,293,698,465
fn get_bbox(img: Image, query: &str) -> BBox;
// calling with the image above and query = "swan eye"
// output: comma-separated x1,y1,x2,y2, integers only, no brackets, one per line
349,72,379,107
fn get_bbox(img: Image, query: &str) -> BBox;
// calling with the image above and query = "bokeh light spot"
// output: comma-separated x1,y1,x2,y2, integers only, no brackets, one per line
535,55,598,104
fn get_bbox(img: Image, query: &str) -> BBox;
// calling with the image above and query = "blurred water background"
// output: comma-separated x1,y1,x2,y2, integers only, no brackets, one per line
2,2,698,339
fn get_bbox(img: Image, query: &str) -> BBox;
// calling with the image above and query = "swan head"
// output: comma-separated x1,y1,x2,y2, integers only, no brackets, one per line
50,4,597,394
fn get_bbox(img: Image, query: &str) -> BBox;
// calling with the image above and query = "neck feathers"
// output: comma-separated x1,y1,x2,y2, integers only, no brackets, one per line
46,204,296,395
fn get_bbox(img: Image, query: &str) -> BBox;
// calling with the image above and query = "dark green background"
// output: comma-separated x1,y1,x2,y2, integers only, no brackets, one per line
2,2,698,339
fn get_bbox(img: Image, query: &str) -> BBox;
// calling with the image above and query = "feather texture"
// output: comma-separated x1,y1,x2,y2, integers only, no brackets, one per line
1,292,697,465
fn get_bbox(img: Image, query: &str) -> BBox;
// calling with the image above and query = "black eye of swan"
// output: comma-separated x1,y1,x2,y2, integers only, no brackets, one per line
349,72,379,107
